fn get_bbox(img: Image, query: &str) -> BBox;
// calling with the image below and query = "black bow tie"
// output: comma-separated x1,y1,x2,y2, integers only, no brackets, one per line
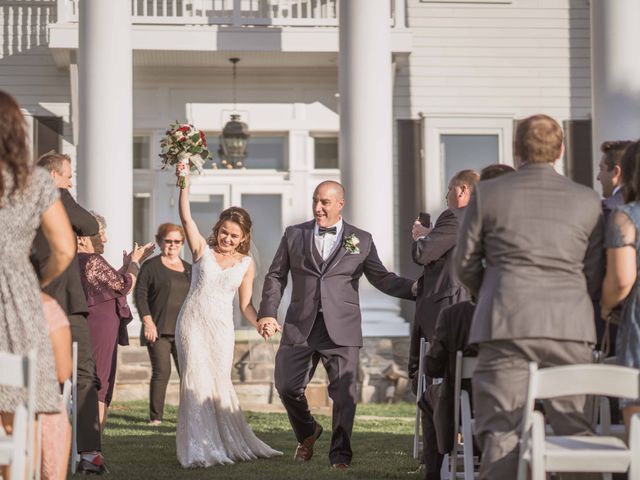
318,226,337,237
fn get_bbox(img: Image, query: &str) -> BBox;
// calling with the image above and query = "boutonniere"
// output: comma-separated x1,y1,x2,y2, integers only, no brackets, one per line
344,234,360,254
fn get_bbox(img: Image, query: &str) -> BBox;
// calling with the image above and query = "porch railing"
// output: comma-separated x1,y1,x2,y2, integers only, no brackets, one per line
56,0,406,28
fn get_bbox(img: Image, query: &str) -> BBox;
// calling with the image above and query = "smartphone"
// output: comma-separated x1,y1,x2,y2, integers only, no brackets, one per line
418,212,431,228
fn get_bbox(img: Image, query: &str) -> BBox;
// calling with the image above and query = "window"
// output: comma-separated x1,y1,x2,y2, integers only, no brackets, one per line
441,134,499,185
421,114,513,213
133,194,151,245
242,136,286,170
133,135,151,169
314,137,339,169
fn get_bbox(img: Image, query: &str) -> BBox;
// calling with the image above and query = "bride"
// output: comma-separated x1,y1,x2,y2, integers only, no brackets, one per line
174,164,282,467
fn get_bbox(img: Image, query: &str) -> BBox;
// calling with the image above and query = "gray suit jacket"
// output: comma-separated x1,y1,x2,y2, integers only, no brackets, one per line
455,162,605,344
258,220,415,347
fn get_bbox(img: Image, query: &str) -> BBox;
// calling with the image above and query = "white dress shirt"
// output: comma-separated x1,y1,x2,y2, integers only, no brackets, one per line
314,218,343,261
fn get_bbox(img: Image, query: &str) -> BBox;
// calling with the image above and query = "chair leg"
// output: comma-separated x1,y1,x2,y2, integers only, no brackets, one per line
70,342,79,474
413,403,421,459
460,391,474,480
450,446,458,479
530,411,546,480
629,412,640,480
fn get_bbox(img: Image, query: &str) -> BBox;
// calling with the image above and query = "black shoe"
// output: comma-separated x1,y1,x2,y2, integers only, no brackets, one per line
77,456,108,475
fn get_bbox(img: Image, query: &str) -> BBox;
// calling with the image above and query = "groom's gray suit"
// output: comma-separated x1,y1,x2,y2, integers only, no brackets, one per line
258,219,414,465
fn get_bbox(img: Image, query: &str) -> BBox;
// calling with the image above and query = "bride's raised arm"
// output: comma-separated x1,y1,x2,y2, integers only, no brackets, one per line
177,165,207,261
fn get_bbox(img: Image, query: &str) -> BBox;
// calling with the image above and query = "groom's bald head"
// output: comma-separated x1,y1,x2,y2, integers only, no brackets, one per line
314,180,345,200
313,181,345,227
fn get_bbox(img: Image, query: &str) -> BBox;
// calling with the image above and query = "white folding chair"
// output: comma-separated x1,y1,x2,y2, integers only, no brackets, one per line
448,351,478,480
0,350,37,480
517,362,640,480
69,341,80,474
413,338,429,459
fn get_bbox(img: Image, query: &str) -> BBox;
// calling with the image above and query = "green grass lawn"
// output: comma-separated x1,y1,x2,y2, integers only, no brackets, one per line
88,401,421,479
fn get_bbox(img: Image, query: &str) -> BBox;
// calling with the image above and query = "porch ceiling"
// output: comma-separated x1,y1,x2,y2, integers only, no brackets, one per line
48,24,411,68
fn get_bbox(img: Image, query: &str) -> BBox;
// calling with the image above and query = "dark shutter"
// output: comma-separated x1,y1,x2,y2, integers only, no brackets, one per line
563,119,593,188
34,116,63,160
397,119,423,321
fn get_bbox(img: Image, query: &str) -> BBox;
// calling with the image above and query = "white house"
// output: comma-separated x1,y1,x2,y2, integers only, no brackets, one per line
2,0,640,403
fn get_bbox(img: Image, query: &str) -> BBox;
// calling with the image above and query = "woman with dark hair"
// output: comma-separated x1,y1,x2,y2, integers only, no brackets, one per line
135,223,191,425
77,212,154,431
174,163,281,467
601,139,640,432
0,90,75,478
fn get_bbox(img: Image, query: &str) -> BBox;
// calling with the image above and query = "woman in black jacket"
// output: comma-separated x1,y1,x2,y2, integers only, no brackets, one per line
135,223,192,424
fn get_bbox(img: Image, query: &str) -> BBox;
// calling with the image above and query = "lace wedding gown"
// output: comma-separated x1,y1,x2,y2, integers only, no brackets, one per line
175,248,281,467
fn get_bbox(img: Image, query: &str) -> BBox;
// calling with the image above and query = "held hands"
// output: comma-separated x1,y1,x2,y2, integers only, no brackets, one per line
412,220,432,241
257,317,282,341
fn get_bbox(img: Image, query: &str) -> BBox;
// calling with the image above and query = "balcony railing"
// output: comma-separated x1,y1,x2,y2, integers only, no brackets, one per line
57,0,406,28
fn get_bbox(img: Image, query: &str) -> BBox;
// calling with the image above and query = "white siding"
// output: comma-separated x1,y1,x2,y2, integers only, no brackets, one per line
395,0,591,120
0,1,73,151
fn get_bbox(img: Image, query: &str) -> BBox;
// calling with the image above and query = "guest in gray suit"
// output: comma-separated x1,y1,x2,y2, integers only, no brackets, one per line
455,114,605,479
258,181,415,469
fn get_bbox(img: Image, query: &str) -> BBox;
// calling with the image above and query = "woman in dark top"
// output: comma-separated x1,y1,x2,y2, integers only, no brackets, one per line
77,213,154,430
135,223,191,425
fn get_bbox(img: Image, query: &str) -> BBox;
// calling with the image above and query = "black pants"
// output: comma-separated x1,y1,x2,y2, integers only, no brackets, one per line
274,314,359,465
69,314,102,453
419,384,444,478
147,335,180,421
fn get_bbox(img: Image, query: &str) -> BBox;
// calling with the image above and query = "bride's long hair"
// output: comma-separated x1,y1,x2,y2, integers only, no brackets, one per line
207,207,253,255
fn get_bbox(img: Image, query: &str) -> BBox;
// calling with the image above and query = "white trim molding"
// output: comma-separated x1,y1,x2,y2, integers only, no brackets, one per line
419,112,514,216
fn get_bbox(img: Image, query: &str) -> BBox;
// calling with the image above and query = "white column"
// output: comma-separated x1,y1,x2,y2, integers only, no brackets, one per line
78,0,133,265
339,0,408,336
590,0,640,189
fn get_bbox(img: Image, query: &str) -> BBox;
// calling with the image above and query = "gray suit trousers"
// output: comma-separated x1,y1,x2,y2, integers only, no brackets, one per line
473,338,594,480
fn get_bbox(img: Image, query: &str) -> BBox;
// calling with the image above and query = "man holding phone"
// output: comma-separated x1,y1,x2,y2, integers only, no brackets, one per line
409,169,478,473
408,169,479,391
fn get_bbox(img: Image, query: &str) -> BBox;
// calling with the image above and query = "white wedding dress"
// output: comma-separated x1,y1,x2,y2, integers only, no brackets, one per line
175,248,282,467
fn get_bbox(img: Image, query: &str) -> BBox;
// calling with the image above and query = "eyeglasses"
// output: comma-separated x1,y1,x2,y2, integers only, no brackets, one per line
163,239,183,245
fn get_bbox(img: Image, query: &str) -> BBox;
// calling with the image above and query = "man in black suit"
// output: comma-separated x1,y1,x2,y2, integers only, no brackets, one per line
30,152,106,474
408,169,479,392
418,164,514,480
258,181,415,469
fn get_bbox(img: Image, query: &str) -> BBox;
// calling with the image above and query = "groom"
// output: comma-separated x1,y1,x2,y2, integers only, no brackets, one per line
258,181,415,469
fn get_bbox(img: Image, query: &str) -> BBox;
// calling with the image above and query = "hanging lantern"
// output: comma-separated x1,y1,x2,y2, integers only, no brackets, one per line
219,114,250,169
218,58,250,169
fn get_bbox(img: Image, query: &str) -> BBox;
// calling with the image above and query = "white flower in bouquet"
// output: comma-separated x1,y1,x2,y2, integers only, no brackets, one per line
159,122,213,188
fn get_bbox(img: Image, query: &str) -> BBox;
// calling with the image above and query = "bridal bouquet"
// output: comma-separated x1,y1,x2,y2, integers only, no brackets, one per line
160,122,212,188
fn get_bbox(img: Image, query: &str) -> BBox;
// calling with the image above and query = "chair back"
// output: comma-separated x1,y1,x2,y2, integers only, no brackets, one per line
453,352,478,448
0,350,37,480
531,363,640,400
522,362,640,446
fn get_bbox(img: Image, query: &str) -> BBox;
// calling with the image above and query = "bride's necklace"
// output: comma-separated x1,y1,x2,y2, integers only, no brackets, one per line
214,246,236,257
